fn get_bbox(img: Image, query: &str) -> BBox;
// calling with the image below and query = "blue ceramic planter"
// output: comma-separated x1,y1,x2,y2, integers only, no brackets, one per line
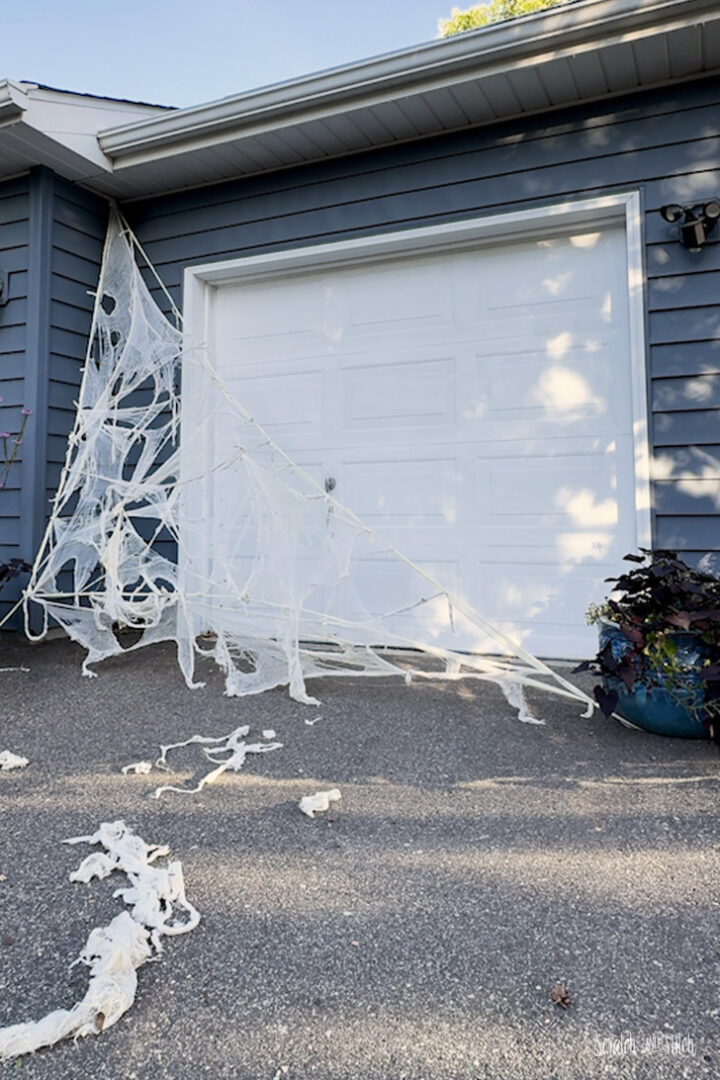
598,620,710,739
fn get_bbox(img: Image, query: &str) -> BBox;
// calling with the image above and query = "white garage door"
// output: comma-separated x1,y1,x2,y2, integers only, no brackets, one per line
201,221,643,659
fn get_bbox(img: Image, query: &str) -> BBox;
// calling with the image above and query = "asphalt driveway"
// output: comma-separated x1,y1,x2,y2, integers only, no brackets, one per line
0,634,718,1079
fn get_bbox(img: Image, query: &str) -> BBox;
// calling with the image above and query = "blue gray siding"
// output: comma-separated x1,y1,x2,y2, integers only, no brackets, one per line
0,176,31,626
125,75,720,569
0,169,106,628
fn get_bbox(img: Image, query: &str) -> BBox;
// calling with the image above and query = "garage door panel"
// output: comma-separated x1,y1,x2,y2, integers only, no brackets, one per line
340,356,457,431
347,555,461,629
479,352,612,424
482,230,625,311
216,277,328,349
474,562,613,655
340,457,458,525
477,530,620,567
204,221,641,658
224,368,324,434
342,261,454,338
481,451,618,520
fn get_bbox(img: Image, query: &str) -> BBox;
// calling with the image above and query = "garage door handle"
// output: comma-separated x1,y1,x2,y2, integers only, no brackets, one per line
324,476,337,493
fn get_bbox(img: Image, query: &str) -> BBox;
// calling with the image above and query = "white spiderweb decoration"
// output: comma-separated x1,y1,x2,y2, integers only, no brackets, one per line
25,210,594,719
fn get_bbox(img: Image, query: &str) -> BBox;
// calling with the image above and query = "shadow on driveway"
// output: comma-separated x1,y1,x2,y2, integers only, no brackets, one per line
0,636,717,1079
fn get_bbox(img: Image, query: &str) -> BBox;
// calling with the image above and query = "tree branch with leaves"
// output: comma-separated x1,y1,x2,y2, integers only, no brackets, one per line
439,0,569,37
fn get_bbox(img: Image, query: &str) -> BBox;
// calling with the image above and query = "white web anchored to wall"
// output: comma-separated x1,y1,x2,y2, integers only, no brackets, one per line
24,210,595,719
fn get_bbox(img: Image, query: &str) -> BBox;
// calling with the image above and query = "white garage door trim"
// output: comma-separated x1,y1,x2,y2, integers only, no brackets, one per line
182,191,652,611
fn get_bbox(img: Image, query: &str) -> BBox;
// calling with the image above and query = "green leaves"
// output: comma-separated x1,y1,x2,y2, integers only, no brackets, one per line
438,0,569,37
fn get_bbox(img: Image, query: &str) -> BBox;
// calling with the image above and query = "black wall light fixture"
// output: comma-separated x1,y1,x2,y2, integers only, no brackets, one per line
659,201,720,251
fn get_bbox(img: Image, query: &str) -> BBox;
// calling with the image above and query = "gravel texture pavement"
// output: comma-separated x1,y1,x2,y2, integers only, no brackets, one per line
0,633,718,1079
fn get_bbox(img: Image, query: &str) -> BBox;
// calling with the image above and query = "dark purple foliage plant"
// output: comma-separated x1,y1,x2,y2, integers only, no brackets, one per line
578,549,720,743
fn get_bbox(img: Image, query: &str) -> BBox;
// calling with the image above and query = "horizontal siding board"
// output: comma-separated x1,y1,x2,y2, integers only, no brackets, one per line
0,353,25,379
1,459,23,487
52,193,107,239
49,325,91,359
51,272,95,308
651,342,720,377
652,374,720,411
0,378,25,408
652,445,720,473
53,175,106,215
0,193,30,227
47,434,73,462
650,306,720,345
0,220,30,250
646,168,720,210
49,353,85,384
0,490,20,516
665,550,719,570
50,298,96,335
0,296,28,328
47,404,79,436
0,324,26,353
646,240,720,277
45,462,62,490
7,269,28,301
656,515,720,550
48,381,80,410
652,410,720,445
0,176,29,200
0,248,33,276
0,518,19,543
52,247,106,287
648,271,720,311
654,479,720,515
52,220,107,263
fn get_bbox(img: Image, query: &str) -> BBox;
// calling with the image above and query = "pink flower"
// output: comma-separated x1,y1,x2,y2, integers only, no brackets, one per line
21,407,32,416
0,432,10,439
13,437,22,446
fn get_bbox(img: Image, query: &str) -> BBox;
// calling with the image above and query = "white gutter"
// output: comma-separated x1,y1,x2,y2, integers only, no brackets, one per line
99,0,720,164
0,79,28,127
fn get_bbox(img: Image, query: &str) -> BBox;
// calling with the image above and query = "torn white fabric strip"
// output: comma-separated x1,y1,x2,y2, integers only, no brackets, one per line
0,751,29,771
152,726,282,797
0,913,150,1059
0,821,199,1060
121,761,153,775
23,209,596,723
299,788,342,818
493,677,546,726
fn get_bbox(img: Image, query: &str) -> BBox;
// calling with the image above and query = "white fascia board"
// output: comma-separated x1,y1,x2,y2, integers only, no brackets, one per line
0,79,28,126
22,90,167,171
0,82,169,182
100,0,720,166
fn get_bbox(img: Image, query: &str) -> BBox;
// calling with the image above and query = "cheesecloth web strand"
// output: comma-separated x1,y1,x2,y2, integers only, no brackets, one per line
24,210,595,718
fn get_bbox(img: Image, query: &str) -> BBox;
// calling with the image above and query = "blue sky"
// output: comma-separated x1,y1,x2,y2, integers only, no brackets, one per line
2,0,467,108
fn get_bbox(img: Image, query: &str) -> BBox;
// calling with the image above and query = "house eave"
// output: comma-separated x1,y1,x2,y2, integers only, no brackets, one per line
99,0,720,171
0,80,28,126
